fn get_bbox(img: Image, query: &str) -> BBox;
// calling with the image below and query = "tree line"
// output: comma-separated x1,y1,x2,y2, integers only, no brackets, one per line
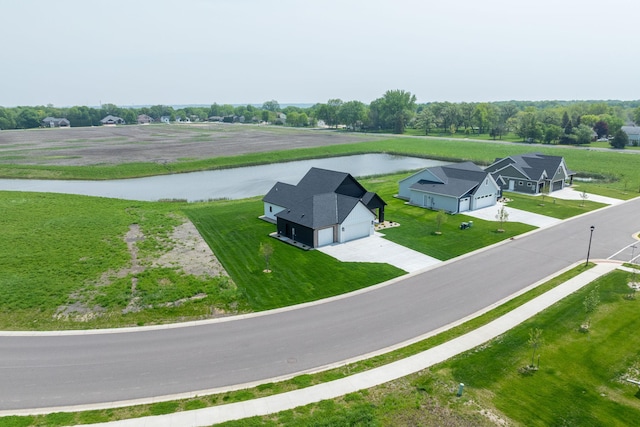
2,92,639,147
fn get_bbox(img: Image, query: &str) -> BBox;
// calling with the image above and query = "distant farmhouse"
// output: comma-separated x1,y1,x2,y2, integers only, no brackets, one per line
398,162,500,214
485,153,574,195
621,126,640,145
262,168,386,248
100,115,125,125
41,117,70,128
137,114,153,124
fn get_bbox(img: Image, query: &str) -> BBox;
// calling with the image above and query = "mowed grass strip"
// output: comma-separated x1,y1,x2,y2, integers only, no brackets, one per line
184,198,404,311
503,191,608,219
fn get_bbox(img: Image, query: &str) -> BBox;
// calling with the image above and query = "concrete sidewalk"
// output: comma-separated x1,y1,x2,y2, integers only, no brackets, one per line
80,261,620,427
464,202,561,228
551,187,623,205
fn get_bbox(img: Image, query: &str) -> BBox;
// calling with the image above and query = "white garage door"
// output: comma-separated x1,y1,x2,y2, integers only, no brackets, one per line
459,197,470,212
474,194,495,209
341,221,371,243
317,227,334,247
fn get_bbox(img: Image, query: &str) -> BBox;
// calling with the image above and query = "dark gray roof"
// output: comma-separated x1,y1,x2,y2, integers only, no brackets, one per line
488,153,574,181
275,193,361,228
409,162,490,198
263,167,383,229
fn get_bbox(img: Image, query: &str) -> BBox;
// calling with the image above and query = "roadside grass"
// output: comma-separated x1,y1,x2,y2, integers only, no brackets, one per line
502,191,608,219
434,269,640,426
183,198,404,311
2,263,594,426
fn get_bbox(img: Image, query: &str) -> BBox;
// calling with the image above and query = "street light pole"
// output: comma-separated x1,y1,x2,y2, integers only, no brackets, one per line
585,225,595,267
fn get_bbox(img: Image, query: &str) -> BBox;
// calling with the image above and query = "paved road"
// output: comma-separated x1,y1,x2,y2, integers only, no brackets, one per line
1,199,638,412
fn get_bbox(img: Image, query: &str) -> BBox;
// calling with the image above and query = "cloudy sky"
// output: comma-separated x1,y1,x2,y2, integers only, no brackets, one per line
3,0,639,107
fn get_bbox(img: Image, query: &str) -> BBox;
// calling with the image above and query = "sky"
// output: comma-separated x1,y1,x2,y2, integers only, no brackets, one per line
3,0,640,107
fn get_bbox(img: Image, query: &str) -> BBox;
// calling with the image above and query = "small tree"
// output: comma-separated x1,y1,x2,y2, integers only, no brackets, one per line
540,181,550,205
528,328,544,369
495,204,509,232
579,190,588,207
259,242,274,273
434,209,447,235
582,285,600,330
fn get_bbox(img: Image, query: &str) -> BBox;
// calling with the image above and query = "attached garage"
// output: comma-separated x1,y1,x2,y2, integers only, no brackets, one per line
458,197,470,212
317,227,334,247
473,194,495,209
340,221,371,243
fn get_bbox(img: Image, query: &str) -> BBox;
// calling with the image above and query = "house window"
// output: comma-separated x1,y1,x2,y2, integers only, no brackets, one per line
518,181,523,186
269,206,272,212
527,182,532,187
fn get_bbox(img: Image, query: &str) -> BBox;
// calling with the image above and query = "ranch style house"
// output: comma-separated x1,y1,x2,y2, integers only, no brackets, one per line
397,162,500,214
262,168,386,248
485,153,574,195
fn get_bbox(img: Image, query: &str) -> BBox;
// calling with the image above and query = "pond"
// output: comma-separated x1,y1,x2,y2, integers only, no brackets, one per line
0,154,450,202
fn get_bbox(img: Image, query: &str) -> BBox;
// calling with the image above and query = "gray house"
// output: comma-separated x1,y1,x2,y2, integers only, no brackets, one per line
485,153,574,195
622,126,640,145
398,162,500,213
41,117,70,128
100,115,125,125
262,168,386,248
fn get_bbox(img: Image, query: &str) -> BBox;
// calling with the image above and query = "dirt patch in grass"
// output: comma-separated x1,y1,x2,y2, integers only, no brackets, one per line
55,218,230,320
153,220,228,278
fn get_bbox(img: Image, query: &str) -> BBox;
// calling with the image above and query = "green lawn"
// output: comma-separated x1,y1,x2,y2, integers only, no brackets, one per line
0,192,237,330
503,191,608,219
360,173,535,260
183,198,404,311
437,269,640,425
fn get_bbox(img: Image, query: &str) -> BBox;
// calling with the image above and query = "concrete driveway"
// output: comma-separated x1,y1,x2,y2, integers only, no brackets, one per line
317,232,440,273
463,202,561,228
550,187,623,205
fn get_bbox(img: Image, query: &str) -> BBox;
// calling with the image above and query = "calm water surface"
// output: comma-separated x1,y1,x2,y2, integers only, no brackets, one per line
0,154,449,201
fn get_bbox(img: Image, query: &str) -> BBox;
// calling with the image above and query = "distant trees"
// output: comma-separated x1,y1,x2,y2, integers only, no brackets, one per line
316,99,343,128
369,90,416,134
338,100,366,130
261,100,280,113
0,97,636,139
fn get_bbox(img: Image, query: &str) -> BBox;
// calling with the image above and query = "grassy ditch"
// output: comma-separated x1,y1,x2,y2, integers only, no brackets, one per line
0,263,596,426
